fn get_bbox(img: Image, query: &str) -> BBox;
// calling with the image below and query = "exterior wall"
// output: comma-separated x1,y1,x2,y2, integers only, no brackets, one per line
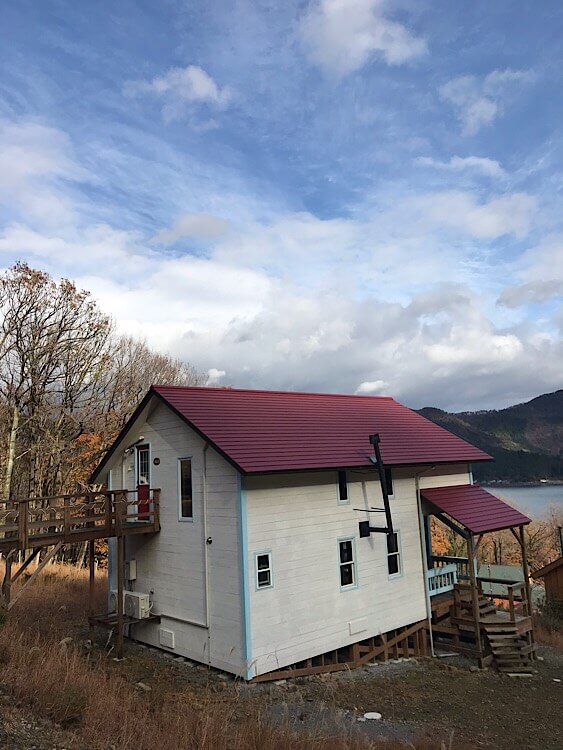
103,400,244,675
545,565,563,605
244,463,471,677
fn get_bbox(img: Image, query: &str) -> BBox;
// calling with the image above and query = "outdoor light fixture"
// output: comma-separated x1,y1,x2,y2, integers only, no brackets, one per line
124,436,145,455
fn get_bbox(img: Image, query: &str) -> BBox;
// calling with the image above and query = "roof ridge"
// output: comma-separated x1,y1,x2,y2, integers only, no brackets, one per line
152,384,395,401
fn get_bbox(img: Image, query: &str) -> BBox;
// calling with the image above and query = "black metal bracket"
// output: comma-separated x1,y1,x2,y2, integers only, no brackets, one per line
357,433,394,539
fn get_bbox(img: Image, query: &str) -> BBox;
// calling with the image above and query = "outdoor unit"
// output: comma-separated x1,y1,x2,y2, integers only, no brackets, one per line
109,589,121,613
124,591,151,620
109,590,151,620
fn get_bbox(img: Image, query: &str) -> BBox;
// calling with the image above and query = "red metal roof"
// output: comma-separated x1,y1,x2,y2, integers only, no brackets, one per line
152,386,492,474
421,484,531,533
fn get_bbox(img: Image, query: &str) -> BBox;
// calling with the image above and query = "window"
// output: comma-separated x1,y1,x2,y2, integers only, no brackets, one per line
178,458,193,520
387,531,402,577
337,470,348,504
137,446,150,485
255,552,272,589
384,468,393,496
338,538,357,589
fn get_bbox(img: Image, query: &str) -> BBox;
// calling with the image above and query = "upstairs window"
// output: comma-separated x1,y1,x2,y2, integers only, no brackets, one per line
337,470,349,504
338,538,357,589
178,458,193,520
255,552,273,589
387,531,402,577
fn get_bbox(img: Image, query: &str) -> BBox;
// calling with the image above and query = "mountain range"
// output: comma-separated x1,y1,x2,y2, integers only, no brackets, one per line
418,390,563,483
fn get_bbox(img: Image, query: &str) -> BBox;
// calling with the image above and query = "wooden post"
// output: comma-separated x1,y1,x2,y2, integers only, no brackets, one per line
88,539,95,640
63,496,71,542
518,524,536,657
116,534,124,659
105,491,113,536
467,533,483,661
17,500,28,551
152,489,160,530
1,552,13,608
518,525,532,616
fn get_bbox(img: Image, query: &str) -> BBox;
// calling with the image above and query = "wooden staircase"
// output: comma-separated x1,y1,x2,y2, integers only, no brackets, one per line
483,623,535,674
435,583,536,675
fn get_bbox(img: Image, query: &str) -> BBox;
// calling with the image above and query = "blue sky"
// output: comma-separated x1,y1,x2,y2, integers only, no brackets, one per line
0,0,562,410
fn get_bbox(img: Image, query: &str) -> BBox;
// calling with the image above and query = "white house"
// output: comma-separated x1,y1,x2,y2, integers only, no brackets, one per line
91,385,507,680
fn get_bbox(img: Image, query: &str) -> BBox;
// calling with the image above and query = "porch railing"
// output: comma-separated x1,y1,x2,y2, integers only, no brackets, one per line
427,563,458,596
431,555,470,580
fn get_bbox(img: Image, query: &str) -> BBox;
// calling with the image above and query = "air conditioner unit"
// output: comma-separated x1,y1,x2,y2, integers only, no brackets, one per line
124,591,151,620
109,589,121,613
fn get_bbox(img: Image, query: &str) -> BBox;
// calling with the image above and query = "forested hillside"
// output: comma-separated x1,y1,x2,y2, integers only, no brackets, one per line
418,391,563,482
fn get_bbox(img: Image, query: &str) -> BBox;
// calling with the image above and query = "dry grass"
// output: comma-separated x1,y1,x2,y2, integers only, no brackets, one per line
0,562,470,750
533,608,563,652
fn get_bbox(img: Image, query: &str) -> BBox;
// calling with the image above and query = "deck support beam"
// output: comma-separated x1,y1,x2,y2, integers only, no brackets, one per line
6,542,63,610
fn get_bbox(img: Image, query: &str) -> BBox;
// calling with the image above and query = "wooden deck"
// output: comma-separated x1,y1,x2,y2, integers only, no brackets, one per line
0,489,161,653
0,489,160,553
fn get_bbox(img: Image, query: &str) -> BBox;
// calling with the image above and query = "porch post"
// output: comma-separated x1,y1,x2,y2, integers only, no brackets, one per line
467,532,483,662
518,525,532,615
423,515,433,567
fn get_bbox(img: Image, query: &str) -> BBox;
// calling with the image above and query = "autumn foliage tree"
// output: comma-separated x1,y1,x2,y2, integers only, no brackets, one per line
0,263,204,500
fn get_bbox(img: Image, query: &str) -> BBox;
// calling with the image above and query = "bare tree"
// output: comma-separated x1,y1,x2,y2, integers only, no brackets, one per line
0,263,112,499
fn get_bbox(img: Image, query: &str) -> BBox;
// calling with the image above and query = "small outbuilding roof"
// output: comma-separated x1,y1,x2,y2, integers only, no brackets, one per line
533,556,563,579
91,386,493,479
421,484,531,533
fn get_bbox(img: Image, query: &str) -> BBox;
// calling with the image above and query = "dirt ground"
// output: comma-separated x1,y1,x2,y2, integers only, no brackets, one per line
1,637,561,749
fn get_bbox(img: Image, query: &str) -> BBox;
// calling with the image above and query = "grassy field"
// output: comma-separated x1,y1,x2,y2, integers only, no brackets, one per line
0,563,561,749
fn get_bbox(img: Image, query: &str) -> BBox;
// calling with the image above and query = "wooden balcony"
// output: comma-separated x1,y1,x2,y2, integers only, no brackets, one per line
0,489,160,554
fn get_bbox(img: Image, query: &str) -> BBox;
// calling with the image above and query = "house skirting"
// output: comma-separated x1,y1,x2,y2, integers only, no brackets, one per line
250,619,429,683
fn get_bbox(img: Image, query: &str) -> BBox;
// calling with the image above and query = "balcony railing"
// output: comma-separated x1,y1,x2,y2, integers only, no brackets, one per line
0,489,160,552
427,563,458,596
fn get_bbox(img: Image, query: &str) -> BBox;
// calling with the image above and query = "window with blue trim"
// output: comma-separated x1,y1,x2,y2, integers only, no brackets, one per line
256,552,272,589
338,539,356,587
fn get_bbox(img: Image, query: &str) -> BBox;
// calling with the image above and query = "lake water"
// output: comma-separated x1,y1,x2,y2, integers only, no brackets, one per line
483,485,563,519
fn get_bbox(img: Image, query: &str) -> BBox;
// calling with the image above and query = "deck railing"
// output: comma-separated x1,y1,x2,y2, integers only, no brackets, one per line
431,555,470,580
0,489,160,552
427,562,458,596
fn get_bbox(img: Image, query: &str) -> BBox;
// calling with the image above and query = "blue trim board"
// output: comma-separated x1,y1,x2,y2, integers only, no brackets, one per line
238,474,253,680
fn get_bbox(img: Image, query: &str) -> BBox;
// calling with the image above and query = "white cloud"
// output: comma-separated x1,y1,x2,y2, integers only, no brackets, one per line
151,213,231,245
299,0,427,77
498,280,563,308
207,368,226,385
0,118,89,226
439,69,532,135
415,155,505,179
414,191,535,239
356,380,388,394
124,65,232,121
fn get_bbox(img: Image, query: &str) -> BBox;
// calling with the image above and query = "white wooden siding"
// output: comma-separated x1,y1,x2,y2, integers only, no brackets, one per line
104,400,244,674
245,464,470,677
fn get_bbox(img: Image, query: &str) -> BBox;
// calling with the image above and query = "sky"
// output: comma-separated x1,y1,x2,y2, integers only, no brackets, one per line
0,0,562,411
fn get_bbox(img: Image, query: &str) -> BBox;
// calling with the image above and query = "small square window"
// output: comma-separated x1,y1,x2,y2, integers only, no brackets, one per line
255,552,272,589
387,531,401,577
338,539,356,588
